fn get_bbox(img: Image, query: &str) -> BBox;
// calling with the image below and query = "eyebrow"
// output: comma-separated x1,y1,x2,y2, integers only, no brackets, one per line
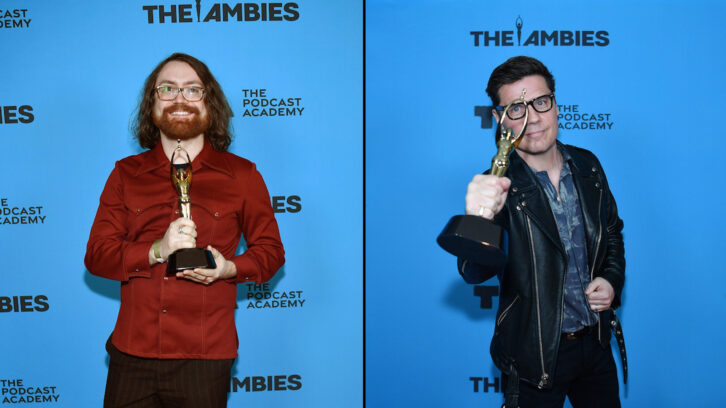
497,93,552,106
156,80,203,87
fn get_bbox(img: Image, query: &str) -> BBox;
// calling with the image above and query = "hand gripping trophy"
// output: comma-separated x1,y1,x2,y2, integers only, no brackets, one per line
437,89,530,268
166,142,216,274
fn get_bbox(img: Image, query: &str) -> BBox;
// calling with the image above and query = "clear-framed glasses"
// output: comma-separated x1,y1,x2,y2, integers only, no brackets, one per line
497,93,555,120
155,85,205,102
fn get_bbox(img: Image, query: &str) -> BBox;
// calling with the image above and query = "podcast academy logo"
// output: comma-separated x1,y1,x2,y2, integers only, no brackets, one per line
0,8,31,28
474,104,615,131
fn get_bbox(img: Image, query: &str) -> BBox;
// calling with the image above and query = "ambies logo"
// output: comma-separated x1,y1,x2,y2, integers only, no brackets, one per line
0,105,34,124
469,286,502,394
231,374,302,392
0,9,30,28
471,16,609,47
0,295,49,313
272,195,301,214
469,376,502,393
142,2,299,23
474,285,498,310
474,105,495,129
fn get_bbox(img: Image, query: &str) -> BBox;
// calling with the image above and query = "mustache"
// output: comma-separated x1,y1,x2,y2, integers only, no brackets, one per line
162,104,200,115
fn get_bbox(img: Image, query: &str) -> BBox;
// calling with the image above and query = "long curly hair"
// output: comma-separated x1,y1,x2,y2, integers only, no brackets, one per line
133,53,234,151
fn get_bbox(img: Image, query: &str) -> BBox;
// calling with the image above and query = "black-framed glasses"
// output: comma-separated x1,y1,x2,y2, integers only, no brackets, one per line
496,94,555,120
155,85,205,102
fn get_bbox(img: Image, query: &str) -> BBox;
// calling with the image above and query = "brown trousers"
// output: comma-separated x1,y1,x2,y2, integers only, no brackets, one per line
104,337,235,408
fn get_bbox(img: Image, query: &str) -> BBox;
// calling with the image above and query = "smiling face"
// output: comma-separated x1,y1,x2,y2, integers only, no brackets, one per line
152,60,210,141
493,75,559,158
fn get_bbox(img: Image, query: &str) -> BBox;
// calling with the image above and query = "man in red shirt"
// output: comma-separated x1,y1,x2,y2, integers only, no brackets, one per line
85,53,285,408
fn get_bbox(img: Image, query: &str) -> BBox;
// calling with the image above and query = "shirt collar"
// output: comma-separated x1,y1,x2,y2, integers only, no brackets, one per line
134,138,234,178
198,140,234,178
558,141,573,164
529,143,573,179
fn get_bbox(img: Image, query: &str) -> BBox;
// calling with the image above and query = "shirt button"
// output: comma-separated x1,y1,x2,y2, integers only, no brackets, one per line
214,212,220,217
174,210,180,215
163,277,168,281
162,309,167,313
136,208,141,214
135,268,139,273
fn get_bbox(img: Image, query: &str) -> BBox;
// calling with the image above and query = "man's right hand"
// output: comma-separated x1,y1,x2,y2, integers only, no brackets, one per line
465,174,511,220
157,217,198,261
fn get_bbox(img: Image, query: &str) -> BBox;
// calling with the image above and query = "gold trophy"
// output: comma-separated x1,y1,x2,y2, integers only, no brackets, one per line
437,89,529,268
166,143,216,274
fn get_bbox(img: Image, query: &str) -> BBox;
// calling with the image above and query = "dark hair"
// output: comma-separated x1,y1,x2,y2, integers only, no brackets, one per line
485,56,555,106
133,53,234,151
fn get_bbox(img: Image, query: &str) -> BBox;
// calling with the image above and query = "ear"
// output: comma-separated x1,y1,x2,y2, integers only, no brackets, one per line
491,108,501,123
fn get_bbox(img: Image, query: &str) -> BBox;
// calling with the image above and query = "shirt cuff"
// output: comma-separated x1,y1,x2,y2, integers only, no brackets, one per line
124,241,153,280
230,255,261,284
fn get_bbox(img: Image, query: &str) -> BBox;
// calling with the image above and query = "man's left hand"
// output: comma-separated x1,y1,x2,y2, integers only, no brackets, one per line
585,277,615,312
177,246,237,284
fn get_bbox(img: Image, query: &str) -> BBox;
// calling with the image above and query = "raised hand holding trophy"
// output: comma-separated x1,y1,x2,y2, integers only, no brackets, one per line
437,89,530,268
166,142,216,275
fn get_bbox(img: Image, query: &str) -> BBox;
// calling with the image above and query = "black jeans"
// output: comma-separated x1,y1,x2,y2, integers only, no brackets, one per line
503,329,620,408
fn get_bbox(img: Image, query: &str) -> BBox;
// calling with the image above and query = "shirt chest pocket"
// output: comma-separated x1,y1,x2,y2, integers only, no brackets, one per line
192,200,240,247
125,201,174,241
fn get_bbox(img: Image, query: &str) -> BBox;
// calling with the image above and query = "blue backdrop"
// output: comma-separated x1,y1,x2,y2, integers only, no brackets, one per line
367,1,725,407
2,1,361,406
4,1,726,407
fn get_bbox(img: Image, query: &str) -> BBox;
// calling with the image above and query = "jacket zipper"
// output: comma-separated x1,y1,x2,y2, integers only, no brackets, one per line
496,295,519,326
590,187,604,342
526,216,549,388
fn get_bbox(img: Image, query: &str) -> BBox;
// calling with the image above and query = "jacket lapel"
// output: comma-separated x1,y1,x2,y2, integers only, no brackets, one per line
566,145,603,272
507,152,564,254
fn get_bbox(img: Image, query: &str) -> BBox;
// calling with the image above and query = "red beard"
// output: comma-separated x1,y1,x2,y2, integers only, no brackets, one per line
153,104,210,141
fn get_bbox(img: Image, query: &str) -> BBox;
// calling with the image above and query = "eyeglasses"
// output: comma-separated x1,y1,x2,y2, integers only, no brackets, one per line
155,85,205,102
496,94,555,120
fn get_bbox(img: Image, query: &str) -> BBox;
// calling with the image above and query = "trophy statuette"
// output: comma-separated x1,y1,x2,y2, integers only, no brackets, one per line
437,89,529,268
166,142,217,274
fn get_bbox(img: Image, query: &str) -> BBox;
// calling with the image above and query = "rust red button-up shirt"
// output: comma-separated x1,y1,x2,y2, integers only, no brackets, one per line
85,141,284,359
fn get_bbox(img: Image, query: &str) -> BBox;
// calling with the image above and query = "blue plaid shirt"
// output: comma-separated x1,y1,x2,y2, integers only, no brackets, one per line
532,148,598,332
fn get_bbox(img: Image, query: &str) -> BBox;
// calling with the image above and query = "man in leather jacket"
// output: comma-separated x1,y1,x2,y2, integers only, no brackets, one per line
459,56,625,408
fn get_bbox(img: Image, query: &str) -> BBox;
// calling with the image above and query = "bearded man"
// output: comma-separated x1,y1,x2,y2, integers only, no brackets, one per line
85,53,285,408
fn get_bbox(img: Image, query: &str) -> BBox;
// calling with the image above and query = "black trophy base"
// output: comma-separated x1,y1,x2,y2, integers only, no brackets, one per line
167,248,217,275
437,214,507,269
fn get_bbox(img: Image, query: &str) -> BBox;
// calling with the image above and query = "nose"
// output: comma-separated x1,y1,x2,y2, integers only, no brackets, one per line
525,103,541,124
173,89,186,103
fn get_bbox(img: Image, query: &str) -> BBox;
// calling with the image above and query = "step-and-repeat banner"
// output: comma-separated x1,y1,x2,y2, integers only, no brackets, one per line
367,1,725,407
2,1,361,406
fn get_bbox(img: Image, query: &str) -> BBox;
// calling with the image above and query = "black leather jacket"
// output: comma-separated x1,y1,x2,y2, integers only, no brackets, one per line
459,142,625,390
